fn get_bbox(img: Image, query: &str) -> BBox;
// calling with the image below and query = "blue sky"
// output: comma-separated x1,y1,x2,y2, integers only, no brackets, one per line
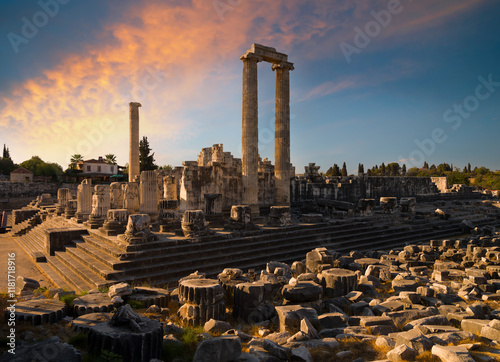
0,0,499,174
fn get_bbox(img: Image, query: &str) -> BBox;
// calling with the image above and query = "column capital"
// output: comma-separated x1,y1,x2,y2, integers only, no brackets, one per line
240,52,263,62
129,102,142,108
272,61,294,72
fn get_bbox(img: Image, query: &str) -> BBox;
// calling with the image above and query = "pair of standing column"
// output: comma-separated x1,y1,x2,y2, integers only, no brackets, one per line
241,54,294,213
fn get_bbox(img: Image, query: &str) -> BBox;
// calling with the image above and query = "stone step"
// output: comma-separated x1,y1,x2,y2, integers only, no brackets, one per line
65,243,126,280
73,239,128,270
54,248,109,289
46,255,94,293
80,235,127,260
34,261,72,291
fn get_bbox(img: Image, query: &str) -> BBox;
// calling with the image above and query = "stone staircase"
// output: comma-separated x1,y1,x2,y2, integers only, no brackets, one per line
13,211,499,293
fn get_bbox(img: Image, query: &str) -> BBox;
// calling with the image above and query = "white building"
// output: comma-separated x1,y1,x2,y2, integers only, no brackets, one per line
77,157,116,175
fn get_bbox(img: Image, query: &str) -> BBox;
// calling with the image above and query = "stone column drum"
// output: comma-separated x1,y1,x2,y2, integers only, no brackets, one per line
129,102,141,183
241,53,262,216
75,179,92,223
110,182,123,209
64,200,78,219
163,176,177,200
85,185,110,229
123,182,140,214
140,171,158,216
273,61,294,206
56,188,71,215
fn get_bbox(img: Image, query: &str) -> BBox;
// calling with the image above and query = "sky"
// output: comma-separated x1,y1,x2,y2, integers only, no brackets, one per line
0,0,499,174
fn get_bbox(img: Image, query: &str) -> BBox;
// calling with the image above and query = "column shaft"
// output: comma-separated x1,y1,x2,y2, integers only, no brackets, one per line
241,55,261,214
129,102,142,182
274,62,293,206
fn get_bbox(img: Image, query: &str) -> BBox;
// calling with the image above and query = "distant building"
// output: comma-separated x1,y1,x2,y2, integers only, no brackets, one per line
75,157,122,183
10,167,33,182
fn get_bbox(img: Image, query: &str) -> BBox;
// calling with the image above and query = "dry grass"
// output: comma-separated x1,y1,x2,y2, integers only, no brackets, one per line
415,351,441,361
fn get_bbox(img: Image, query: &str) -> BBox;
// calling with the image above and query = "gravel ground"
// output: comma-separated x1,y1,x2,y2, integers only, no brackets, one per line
0,233,53,293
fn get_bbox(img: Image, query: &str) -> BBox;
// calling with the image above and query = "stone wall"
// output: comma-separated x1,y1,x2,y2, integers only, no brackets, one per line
0,182,78,210
291,176,442,204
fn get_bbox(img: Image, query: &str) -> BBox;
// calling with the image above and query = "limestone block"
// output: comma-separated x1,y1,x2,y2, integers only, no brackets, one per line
282,281,322,303
380,197,398,213
275,305,319,333
268,206,292,226
431,345,475,362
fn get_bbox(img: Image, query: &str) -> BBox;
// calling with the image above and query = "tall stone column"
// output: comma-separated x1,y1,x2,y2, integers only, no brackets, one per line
129,102,142,182
273,61,294,206
241,53,262,215
140,171,158,217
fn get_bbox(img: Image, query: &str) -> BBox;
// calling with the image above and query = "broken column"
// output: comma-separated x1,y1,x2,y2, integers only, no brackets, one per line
273,61,294,206
128,102,141,183
87,305,162,362
55,188,71,215
64,200,78,219
123,182,140,214
178,278,225,326
321,268,358,298
267,206,292,227
400,197,416,214
75,179,92,223
140,171,158,218
181,210,213,238
85,185,110,229
118,214,157,244
358,199,376,216
110,182,123,209
100,209,128,236
225,205,259,231
380,197,398,214
241,52,262,216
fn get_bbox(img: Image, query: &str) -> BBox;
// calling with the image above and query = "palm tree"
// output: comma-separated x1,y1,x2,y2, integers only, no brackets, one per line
69,154,84,170
105,154,117,165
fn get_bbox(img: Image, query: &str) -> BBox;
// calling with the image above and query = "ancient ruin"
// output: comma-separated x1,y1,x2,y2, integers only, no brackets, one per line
2,43,500,362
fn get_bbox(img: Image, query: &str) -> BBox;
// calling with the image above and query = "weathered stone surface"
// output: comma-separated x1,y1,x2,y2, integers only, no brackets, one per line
321,268,357,297
306,247,334,274
403,314,451,331
395,329,434,353
179,278,224,306
15,276,40,294
108,283,132,298
318,312,347,329
431,345,475,362
461,318,490,335
204,319,231,334
300,317,321,339
73,293,114,317
88,305,163,362
71,312,113,333
193,335,241,362
7,299,66,325
0,336,81,362
282,281,322,302
387,344,417,362
275,305,319,333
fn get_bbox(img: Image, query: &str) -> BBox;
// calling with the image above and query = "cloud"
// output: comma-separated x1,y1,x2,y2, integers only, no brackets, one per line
0,0,484,167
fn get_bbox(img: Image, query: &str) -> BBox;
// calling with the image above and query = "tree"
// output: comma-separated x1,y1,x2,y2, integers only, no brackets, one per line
402,164,407,175
20,156,63,181
341,162,347,177
139,136,157,171
159,164,173,171
0,157,16,175
69,154,84,170
358,163,364,175
381,163,386,176
423,161,429,169
387,162,400,176
467,163,471,173
331,164,341,177
3,144,11,160
104,154,117,165
366,169,372,176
